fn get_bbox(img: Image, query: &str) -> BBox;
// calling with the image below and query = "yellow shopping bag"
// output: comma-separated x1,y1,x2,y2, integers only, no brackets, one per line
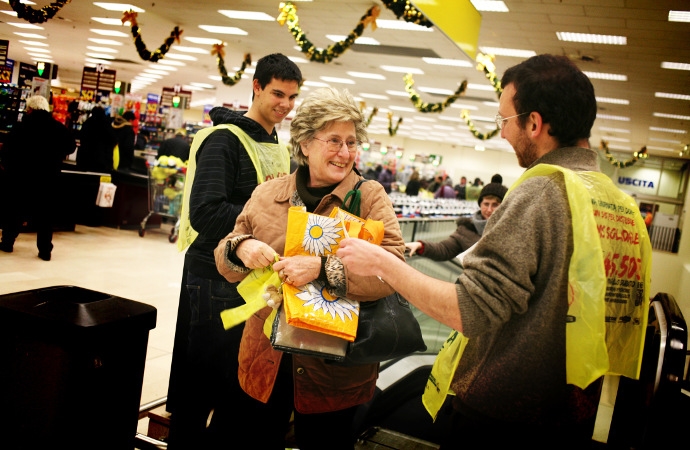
281,206,385,341
220,259,280,330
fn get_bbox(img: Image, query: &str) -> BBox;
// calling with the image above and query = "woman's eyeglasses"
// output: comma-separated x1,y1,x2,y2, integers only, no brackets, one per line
495,112,528,130
312,137,359,153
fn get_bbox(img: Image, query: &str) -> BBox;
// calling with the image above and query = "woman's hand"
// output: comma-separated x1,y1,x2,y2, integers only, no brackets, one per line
236,239,278,270
405,241,422,256
273,255,320,287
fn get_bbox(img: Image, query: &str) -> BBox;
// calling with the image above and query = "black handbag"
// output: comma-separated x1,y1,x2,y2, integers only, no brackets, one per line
338,179,427,365
338,291,427,365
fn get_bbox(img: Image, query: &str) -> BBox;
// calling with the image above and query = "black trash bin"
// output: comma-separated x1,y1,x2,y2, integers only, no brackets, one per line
0,285,157,450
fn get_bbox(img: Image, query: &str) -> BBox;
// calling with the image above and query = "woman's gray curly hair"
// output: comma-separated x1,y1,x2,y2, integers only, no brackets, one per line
289,87,368,166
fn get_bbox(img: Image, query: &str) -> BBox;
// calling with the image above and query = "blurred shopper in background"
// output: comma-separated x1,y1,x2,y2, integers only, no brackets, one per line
0,96,75,261
76,106,117,173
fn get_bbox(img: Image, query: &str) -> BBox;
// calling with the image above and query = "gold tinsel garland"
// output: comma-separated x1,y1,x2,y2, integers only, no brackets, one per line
601,140,648,168
277,1,379,63
122,10,182,63
388,112,403,136
460,110,500,140
403,74,467,113
211,45,252,87
380,0,434,28
359,102,379,128
460,53,502,141
9,0,69,24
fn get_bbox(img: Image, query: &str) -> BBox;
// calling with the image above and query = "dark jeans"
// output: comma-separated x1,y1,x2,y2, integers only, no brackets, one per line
1,193,54,254
166,271,253,449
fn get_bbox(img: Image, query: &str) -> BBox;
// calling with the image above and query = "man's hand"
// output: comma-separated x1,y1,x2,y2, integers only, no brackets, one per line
337,238,388,277
405,241,422,256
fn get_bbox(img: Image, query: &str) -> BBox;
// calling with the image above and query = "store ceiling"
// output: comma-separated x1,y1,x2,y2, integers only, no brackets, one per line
0,0,688,160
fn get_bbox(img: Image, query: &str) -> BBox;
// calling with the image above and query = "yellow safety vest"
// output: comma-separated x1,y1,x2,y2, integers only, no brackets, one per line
423,164,651,420
177,124,290,252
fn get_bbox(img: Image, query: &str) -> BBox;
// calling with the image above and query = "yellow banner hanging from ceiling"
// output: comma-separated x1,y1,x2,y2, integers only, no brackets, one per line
412,0,482,59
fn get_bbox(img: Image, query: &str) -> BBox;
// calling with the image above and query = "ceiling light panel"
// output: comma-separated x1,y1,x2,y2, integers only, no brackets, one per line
422,57,472,67
655,92,690,101
218,10,275,21
91,17,129,26
90,29,128,37
668,10,690,22
478,47,536,58
93,3,145,13
661,61,690,71
13,33,45,39
347,71,385,80
88,38,123,45
471,1,509,12
380,65,423,74
375,19,433,31
320,76,355,84
584,71,627,81
198,25,248,35
653,112,690,120
556,32,626,45
596,97,630,105
184,36,224,45
649,127,686,134
327,35,380,45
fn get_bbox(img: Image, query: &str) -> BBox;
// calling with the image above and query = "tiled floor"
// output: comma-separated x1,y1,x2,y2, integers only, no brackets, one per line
0,223,184,436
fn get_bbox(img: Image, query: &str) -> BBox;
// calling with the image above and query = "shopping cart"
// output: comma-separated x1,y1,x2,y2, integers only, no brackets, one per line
139,164,185,243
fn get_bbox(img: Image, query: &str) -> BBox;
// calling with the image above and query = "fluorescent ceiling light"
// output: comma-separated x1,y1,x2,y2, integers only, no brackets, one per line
13,33,45,39
375,19,433,31
163,53,198,61
389,106,416,112
8,22,43,30
198,25,248,35
347,71,385,80
599,127,630,133
556,32,626,45
653,112,690,120
471,1,509,13
91,17,129,26
655,92,690,101
327,35,379,45
650,137,681,144
596,97,629,105
156,60,186,67
646,145,675,152
385,90,409,97
649,126,686,134
467,83,496,91
90,29,128,37
0,11,17,17
287,56,309,64
668,10,690,22
483,101,500,107
144,69,170,75
584,71,627,81
218,10,274,21
607,144,632,151
189,82,216,89
439,116,465,122
87,46,118,53
209,75,222,81
359,93,389,100
27,52,50,59
172,46,208,54
419,87,455,95
84,57,112,65
24,47,50,53
413,116,436,122
661,61,690,71
602,136,630,142
136,73,162,80
86,53,115,59
320,76,355,84
149,64,177,71
185,36,224,45
89,38,122,45
433,125,455,130
303,80,329,88
181,85,205,91
380,65,423,74
18,40,47,46
450,104,478,110
596,114,630,121
422,57,472,67
479,47,537,58
468,115,497,123
94,3,145,13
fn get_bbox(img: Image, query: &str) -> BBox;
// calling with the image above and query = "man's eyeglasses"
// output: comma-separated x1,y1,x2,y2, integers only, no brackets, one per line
495,112,528,130
312,137,359,153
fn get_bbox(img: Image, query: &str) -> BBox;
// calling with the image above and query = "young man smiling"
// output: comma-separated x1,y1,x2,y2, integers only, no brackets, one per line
167,53,302,448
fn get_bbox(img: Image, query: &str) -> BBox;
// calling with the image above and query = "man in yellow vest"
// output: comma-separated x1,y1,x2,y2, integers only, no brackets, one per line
166,53,302,448
337,54,651,447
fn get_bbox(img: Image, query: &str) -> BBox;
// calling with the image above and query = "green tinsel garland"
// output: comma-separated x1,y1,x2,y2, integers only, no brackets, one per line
380,0,434,28
403,74,467,113
9,0,69,24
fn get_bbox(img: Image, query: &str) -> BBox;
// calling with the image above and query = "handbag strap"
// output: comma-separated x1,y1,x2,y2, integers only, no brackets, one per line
342,179,367,216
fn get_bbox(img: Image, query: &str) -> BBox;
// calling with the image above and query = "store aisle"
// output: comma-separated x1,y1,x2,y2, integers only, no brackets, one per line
0,224,185,415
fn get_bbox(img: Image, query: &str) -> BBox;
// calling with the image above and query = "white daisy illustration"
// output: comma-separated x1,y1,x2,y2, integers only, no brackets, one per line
296,281,359,322
302,214,343,256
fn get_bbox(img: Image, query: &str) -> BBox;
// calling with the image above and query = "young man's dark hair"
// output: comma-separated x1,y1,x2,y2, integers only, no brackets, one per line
501,54,596,148
252,53,303,98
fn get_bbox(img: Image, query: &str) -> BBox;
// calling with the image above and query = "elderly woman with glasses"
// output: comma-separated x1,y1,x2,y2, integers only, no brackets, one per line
214,86,405,449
